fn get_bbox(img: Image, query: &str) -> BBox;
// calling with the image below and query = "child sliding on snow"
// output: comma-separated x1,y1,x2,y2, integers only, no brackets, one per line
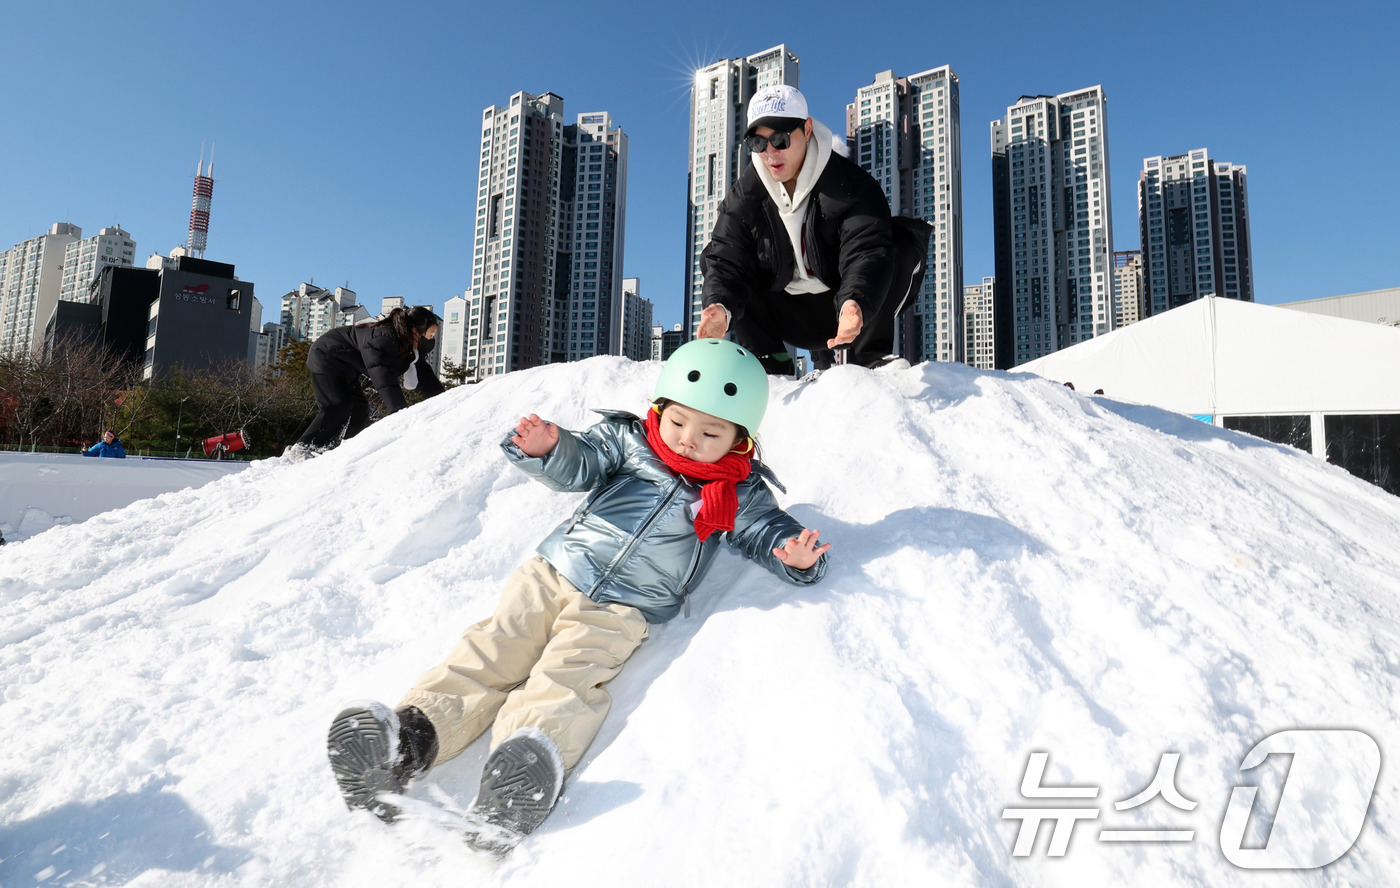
327,339,830,852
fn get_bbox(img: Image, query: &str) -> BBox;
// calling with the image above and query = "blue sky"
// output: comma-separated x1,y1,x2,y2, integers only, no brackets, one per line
3,0,1396,330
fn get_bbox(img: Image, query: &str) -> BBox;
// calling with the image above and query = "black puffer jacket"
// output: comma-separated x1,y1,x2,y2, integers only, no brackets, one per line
701,151,894,320
307,324,444,412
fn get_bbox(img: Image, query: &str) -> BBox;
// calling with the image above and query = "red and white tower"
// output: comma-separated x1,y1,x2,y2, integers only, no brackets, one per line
188,142,215,257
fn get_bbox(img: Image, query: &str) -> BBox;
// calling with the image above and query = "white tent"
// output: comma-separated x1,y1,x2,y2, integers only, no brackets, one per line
1015,296,1400,421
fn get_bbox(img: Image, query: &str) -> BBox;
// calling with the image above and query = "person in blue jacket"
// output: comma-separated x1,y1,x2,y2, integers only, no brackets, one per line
287,305,444,459
82,430,126,458
327,339,830,852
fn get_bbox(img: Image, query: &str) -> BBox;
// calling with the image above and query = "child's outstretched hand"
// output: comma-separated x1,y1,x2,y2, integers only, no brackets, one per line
773,528,830,570
512,414,559,457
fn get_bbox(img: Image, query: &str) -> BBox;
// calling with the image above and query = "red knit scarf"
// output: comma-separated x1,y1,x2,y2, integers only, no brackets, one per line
644,408,753,541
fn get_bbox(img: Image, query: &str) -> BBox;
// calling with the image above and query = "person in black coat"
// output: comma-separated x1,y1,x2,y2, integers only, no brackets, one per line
697,84,929,373
290,305,445,455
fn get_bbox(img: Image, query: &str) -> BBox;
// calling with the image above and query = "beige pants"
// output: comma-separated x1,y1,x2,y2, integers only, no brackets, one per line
399,556,649,772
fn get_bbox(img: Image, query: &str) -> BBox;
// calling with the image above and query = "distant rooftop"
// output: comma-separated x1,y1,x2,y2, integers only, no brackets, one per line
1276,286,1400,326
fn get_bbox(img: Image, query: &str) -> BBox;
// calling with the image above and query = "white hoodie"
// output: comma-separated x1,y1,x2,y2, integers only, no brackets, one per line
750,118,847,296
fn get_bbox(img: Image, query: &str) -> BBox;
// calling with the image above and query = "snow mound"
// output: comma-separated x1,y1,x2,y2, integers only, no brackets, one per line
2,356,1398,887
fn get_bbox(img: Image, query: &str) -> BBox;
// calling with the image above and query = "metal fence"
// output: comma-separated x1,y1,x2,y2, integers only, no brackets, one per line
0,443,255,461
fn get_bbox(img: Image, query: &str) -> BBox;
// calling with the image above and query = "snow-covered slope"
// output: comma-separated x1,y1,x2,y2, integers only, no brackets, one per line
2,357,1397,887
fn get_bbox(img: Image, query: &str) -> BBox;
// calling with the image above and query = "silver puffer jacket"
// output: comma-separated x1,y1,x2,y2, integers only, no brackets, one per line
501,410,826,623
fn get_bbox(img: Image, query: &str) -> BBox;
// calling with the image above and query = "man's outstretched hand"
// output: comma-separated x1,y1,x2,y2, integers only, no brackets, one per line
696,304,730,340
827,301,863,348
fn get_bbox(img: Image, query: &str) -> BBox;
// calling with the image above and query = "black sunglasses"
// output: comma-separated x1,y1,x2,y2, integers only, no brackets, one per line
745,127,802,153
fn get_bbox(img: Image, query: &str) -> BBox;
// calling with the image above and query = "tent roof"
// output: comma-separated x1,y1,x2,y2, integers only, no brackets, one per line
1015,297,1400,416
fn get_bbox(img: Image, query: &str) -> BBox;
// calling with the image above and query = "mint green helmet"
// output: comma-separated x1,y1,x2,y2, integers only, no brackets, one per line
654,339,769,433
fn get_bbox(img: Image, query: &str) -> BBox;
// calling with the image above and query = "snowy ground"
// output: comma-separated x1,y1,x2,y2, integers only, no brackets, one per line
0,453,247,543
1,356,1397,887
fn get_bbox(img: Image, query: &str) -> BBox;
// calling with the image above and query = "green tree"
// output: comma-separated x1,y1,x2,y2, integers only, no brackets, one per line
440,357,478,389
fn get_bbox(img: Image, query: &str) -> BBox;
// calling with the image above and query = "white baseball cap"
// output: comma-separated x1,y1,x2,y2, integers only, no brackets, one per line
745,85,810,136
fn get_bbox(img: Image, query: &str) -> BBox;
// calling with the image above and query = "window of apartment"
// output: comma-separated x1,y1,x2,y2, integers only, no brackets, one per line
488,194,504,238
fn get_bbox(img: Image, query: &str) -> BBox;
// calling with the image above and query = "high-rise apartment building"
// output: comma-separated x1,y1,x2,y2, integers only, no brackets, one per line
620,278,653,361
0,223,82,355
685,45,800,336
61,226,137,303
963,277,996,370
565,112,628,362
279,282,367,343
991,86,1114,368
469,91,567,377
1138,149,1251,315
1112,250,1145,327
848,66,962,363
465,92,628,378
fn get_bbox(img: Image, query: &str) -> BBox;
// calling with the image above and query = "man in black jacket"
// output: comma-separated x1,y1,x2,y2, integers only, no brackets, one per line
697,85,926,374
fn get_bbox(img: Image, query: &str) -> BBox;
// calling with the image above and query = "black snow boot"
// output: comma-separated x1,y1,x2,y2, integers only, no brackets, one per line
464,728,563,855
327,703,439,822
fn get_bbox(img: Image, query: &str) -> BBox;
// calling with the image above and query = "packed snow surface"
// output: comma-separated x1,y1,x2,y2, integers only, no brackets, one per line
2,357,1398,887
0,453,248,543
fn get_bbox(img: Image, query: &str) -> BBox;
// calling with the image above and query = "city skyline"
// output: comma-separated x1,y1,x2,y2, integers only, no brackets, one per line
2,2,1395,335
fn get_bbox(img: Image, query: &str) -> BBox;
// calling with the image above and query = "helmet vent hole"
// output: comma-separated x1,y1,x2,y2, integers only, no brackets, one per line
687,370,701,382
724,383,737,396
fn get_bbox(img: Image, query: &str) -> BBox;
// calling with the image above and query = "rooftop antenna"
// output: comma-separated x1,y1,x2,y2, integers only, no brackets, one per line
187,141,216,258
